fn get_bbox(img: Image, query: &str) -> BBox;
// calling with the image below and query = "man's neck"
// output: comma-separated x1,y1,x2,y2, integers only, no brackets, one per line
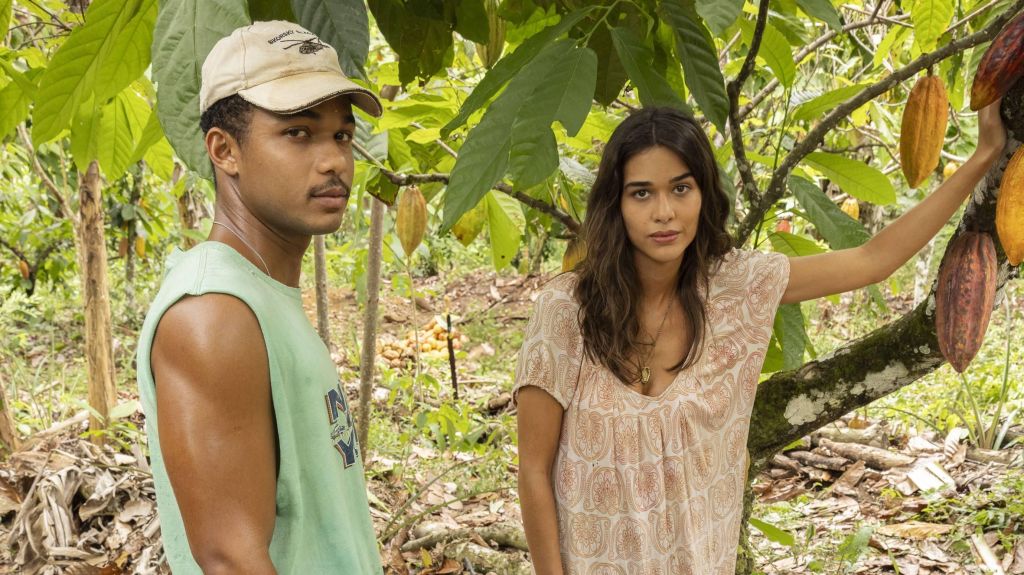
209,207,309,287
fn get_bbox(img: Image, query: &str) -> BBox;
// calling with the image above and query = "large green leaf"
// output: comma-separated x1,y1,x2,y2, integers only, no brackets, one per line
773,303,807,370
485,191,524,270
130,103,168,166
453,0,489,44
441,7,593,136
789,176,871,250
912,0,954,53
292,0,369,78
792,84,867,122
249,0,295,21
368,0,451,84
153,0,250,180
737,18,796,89
508,130,558,190
610,27,688,111
660,2,728,132
695,0,744,36
768,230,826,257
33,0,157,145
804,152,896,205
0,0,12,44
99,89,149,176
588,24,628,106
443,39,571,230
0,64,37,141
795,0,843,31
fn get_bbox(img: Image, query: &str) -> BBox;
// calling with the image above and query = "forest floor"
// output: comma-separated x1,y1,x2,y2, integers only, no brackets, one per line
0,268,1022,574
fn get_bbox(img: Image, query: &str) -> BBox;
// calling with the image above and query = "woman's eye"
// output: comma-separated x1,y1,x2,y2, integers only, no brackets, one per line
674,184,690,194
633,189,649,199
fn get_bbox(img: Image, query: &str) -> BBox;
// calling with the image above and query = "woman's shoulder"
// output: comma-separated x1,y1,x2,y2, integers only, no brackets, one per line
709,248,789,294
539,271,579,299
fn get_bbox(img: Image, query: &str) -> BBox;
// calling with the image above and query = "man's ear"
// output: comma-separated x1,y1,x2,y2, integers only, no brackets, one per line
205,127,240,177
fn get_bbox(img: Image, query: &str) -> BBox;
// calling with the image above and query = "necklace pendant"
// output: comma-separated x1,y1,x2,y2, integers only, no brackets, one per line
641,366,651,384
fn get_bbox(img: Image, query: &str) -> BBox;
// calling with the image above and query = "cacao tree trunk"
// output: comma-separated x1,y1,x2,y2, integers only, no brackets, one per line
0,373,20,456
125,164,143,309
736,85,1024,575
314,234,332,350
357,197,386,453
78,161,117,438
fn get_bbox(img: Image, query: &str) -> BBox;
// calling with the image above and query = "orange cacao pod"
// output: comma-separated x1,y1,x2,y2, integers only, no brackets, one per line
841,198,860,220
900,74,948,189
774,220,792,234
996,146,1024,265
562,237,586,272
18,259,30,280
970,10,1024,111
396,186,427,256
934,231,998,373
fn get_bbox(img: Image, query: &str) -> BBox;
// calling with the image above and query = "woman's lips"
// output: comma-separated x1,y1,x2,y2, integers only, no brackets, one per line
650,231,680,244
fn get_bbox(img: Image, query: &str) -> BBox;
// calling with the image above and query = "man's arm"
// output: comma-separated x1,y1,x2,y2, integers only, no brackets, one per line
781,100,1006,305
151,293,278,575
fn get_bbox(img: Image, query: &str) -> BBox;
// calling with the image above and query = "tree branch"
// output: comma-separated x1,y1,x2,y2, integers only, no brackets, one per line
727,0,771,209
17,125,76,224
735,0,1024,245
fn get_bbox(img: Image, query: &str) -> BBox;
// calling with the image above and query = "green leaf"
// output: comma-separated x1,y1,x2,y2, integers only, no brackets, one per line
774,303,807,370
508,129,558,189
750,517,796,546
454,0,489,44
796,0,843,31
660,2,729,131
249,0,295,21
291,0,369,78
33,0,157,145
152,0,250,180
144,137,176,181
792,84,867,122
441,7,594,136
368,0,451,84
0,66,37,141
485,191,523,270
129,103,167,166
912,0,954,53
789,176,871,250
695,0,744,37
768,231,826,257
610,27,689,112
803,152,896,205
873,25,908,69
0,0,12,44
737,18,796,89
99,88,149,176
589,24,628,106
838,526,874,563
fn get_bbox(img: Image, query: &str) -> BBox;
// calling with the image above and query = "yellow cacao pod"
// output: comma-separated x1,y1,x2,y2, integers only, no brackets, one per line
900,74,948,189
562,237,586,272
996,146,1024,265
396,186,427,256
135,236,146,259
474,0,505,69
451,200,486,246
840,198,860,220
943,162,959,180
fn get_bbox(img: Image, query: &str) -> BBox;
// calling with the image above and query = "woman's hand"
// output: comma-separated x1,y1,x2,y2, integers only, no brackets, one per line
975,98,1006,164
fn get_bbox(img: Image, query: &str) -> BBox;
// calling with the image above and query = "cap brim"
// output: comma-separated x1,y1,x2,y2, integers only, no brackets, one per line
238,70,383,117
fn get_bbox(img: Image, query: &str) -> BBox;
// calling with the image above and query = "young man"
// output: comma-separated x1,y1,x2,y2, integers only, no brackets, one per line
136,21,384,574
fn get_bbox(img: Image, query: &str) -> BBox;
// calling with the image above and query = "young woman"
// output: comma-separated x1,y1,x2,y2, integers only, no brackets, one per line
515,104,1005,573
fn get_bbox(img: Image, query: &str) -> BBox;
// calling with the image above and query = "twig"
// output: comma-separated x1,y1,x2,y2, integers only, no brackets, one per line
379,456,483,541
727,0,771,209
17,126,76,224
734,0,1024,245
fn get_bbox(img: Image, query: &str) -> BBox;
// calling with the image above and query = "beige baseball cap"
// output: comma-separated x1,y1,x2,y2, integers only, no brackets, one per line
200,20,382,117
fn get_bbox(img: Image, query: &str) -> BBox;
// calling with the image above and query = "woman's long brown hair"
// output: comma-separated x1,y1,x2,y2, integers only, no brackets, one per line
573,107,733,385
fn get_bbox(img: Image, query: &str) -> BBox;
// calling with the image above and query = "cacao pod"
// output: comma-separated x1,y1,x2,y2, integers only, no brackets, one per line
996,146,1024,265
396,186,427,256
118,237,128,258
18,259,30,280
841,198,860,220
775,220,792,234
451,199,486,246
900,74,948,189
970,9,1024,111
562,237,586,272
934,231,998,373
943,162,959,180
474,0,505,69
135,236,146,259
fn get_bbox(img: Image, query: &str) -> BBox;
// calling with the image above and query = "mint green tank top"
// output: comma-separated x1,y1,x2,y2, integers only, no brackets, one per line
136,241,383,574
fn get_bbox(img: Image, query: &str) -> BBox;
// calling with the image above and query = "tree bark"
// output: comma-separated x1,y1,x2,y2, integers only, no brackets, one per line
736,85,1024,574
314,234,332,350
0,373,20,456
357,197,386,453
78,161,117,437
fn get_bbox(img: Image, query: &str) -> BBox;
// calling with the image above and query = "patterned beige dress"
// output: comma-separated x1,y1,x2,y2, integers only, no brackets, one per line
513,249,790,575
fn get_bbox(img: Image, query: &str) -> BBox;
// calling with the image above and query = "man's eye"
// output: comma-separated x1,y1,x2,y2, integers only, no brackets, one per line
286,128,309,138
337,131,353,142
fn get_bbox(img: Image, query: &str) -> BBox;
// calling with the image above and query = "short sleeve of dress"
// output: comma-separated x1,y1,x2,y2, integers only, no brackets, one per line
743,250,791,322
512,275,584,410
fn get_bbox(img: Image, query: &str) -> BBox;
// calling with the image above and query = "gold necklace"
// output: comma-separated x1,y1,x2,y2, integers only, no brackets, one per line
640,297,674,385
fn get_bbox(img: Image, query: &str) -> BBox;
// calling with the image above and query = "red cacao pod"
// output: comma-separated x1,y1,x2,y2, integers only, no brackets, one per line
970,9,1024,111
934,231,998,373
